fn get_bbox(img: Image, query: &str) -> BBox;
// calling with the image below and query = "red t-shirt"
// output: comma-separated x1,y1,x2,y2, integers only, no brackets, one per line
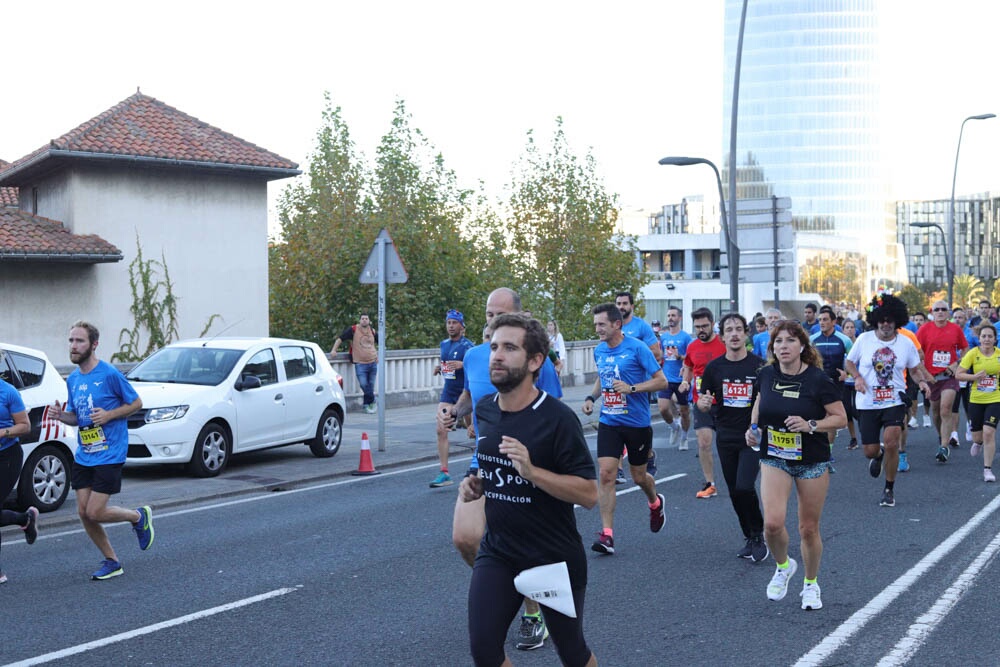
916,321,967,374
683,335,726,401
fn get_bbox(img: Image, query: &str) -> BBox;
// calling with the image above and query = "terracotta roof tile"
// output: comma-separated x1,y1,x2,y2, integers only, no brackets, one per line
2,91,298,179
0,159,15,207
0,208,121,261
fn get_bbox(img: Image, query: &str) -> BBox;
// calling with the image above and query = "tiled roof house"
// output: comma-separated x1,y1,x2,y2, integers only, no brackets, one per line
0,91,300,360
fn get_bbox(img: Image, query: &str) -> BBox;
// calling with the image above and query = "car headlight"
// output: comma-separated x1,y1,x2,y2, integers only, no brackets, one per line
145,406,190,423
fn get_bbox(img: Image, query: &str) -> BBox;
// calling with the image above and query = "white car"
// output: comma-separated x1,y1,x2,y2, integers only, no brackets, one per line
1,342,78,512
125,338,346,477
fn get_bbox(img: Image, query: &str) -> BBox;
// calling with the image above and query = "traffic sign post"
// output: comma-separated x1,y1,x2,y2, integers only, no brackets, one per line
719,196,793,309
360,229,408,451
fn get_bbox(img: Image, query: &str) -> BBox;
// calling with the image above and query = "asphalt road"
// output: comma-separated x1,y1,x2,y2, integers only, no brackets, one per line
3,417,1000,666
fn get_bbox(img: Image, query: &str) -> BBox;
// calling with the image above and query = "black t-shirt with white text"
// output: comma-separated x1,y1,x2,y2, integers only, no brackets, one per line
756,364,842,465
700,353,765,443
474,391,596,588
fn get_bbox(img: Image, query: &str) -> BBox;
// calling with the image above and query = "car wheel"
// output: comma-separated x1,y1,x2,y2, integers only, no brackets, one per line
18,444,71,513
309,408,342,458
187,423,230,477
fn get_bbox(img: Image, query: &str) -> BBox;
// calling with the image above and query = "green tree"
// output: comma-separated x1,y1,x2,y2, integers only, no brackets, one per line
895,283,929,315
798,255,865,306
952,274,985,309
501,119,643,340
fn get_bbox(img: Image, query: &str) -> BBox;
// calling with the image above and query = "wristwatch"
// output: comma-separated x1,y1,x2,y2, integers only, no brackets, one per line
630,385,637,394
808,420,818,434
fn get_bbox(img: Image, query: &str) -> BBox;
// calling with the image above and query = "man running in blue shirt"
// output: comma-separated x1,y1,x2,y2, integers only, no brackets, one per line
583,303,667,555
657,306,692,449
430,310,475,488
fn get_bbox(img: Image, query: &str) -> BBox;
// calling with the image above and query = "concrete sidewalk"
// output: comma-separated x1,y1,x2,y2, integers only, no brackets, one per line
4,382,600,536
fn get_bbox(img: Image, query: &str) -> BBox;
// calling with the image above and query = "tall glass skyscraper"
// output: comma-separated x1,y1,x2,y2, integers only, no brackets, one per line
722,1,897,284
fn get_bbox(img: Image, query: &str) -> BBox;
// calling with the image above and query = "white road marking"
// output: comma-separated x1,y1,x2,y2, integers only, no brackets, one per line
876,526,1000,666
2,587,297,667
794,492,1000,667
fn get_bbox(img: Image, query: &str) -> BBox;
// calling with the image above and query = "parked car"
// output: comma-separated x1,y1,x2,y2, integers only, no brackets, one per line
1,343,78,512
124,338,346,477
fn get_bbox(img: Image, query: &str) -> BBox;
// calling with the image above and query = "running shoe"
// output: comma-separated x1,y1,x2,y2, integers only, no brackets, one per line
695,482,717,499
879,488,895,507
737,538,753,559
966,426,974,443
766,558,798,601
669,423,681,449
429,472,453,488
91,558,124,580
0,572,6,584
985,468,997,483
646,449,658,477
22,506,38,545
949,434,960,448
847,438,859,451
868,450,884,478
591,532,615,555
971,442,983,457
800,582,823,610
615,468,626,485
908,416,919,428
923,415,932,428
897,451,910,473
515,615,548,650
650,493,665,533
134,506,155,551
750,535,770,563
936,446,950,463
678,432,689,451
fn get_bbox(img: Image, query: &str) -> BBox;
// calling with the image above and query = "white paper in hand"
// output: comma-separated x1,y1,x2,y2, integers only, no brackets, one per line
513,561,576,618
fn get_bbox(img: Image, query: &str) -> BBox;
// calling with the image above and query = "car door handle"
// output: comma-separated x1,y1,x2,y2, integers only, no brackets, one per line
274,393,284,401
314,386,324,393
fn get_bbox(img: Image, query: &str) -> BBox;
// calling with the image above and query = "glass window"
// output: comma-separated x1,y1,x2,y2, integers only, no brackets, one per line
280,346,316,380
7,351,45,389
242,349,278,386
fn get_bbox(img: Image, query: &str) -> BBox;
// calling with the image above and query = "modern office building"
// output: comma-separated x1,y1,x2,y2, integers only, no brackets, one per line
722,1,902,288
897,195,1000,287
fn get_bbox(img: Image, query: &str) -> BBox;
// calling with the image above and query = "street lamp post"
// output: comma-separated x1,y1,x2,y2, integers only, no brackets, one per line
911,222,952,291
948,113,996,306
659,156,738,313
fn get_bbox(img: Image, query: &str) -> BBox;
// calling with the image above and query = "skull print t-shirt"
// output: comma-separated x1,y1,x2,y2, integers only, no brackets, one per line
846,330,921,411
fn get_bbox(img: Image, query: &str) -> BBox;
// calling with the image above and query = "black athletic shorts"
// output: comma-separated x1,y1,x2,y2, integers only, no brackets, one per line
858,406,907,446
72,462,124,495
597,424,654,466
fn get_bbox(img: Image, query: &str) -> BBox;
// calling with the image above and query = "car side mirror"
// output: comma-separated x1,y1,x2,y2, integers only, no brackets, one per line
235,374,262,391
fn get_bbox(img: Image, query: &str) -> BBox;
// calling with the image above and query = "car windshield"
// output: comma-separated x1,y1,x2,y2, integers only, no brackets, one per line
126,347,244,386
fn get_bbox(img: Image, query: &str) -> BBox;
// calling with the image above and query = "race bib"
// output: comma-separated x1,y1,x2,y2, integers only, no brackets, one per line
932,350,952,368
767,428,803,460
79,425,108,454
601,389,627,415
695,377,703,392
664,346,678,360
979,375,997,393
441,362,456,380
872,385,894,405
722,381,752,408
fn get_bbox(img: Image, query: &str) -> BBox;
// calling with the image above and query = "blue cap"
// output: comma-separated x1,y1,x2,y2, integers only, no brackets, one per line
446,309,464,325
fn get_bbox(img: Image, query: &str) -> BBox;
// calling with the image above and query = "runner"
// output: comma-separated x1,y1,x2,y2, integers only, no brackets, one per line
951,306,979,445
841,319,861,450
802,303,820,334
0,371,38,584
845,293,931,507
616,291,664,477
658,306,692,450
697,313,767,561
752,308,783,359
747,320,846,610
916,300,968,462
810,306,853,450
48,321,154,580
439,288,562,651
956,322,1000,482
583,303,668,555
430,310,475,488
681,307,726,499
462,313,598,667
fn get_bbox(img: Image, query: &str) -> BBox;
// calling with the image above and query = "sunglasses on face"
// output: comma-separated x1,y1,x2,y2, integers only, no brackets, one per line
932,307,949,312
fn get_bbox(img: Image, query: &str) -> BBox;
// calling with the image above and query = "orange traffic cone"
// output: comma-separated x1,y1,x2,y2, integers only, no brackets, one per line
352,432,380,476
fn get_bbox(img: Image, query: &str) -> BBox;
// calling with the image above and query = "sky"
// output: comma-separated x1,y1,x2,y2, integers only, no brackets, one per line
1,1,997,236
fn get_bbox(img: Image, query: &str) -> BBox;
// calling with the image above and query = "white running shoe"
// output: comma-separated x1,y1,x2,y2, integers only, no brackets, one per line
766,558,798,601
800,582,823,610
908,416,919,428
985,468,996,483
668,422,680,449
678,430,689,451
971,442,983,457
923,415,932,428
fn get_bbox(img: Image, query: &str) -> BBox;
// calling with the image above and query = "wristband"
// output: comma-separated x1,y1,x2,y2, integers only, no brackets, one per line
585,395,597,403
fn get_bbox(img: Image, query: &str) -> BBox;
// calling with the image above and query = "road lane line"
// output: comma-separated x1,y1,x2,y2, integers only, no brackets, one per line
1,587,298,667
876,526,1000,666
573,473,687,509
794,492,1000,667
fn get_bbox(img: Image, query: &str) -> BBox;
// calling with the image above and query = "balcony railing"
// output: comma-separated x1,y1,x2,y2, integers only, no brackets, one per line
645,270,721,281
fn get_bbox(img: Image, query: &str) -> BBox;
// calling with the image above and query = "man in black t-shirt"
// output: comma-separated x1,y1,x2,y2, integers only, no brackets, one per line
697,313,767,562
460,314,598,667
